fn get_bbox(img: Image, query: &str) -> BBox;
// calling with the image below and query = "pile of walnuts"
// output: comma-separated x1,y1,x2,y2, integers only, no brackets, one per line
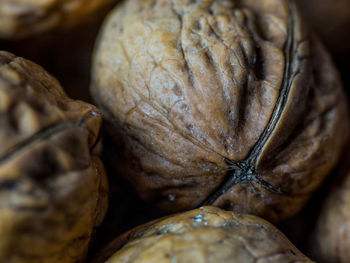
0,0,349,262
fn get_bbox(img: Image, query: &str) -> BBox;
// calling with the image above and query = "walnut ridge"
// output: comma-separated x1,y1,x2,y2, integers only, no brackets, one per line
92,206,313,263
91,0,349,223
0,51,108,263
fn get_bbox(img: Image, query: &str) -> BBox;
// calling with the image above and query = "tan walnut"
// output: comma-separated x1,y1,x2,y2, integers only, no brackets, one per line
91,0,349,223
0,0,116,39
0,51,108,263
308,149,350,263
92,206,313,263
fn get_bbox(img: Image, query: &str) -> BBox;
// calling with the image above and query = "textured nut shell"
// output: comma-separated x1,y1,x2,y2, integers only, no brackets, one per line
92,206,313,263
0,51,108,263
308,150,350,263
92,0,348,222
0,0,116,39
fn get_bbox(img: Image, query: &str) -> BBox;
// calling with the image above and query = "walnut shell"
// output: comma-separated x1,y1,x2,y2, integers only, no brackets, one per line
92,206,313,263
308,149,350,263
0,0,116,39
0,51,108,263
91,0,349,223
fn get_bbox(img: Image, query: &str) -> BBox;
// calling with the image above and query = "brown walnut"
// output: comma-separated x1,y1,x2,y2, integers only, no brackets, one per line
0,0,116,39
92,206,313,263
0,51,108,263
91,0,349,223
308,149,350,263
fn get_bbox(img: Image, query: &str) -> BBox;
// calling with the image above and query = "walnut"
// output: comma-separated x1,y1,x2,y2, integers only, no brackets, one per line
296,0,350,60
0,0,116,39
308,149,350,263
91,0,349,223
92,206,313,263
0,51,108,263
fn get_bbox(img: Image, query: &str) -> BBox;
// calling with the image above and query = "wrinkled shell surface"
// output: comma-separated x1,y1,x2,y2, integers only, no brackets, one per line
92,0,349,222
93,206,313,263
0,0,116,39
309,150,350,263
0,51,108,263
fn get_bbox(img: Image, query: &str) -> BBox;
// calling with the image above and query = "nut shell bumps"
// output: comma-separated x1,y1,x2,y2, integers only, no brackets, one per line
92,207,313,263
0,51,108,263
91,0,349,222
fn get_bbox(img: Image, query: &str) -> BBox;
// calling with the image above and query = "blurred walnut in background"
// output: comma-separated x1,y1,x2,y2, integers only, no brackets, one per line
91,0,349,223
0,51,108,263
92,206,313,263
0,0,117,39
0,0,119,102
296,0,350,91
309,148,350,263
296,0,350,62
